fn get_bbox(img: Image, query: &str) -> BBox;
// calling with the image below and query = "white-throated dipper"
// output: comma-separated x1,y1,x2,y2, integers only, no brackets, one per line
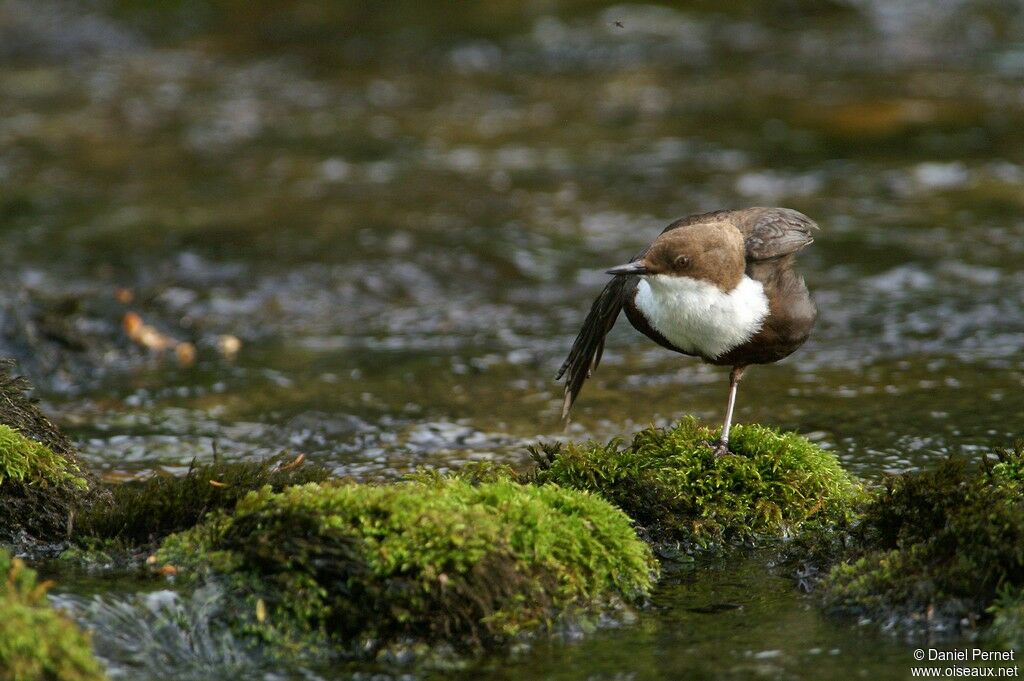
557,207,818,455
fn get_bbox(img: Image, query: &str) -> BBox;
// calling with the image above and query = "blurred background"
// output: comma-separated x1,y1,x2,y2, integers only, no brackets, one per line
1,0,1023,486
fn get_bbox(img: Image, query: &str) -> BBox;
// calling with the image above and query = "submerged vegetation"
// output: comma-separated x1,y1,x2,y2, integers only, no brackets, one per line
156,478,655,656
531,418,862,551
813,443,1024,636
74,454,330,545
0,549,105,681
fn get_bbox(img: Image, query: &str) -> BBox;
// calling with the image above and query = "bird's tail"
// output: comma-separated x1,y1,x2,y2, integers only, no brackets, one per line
555,275,629,420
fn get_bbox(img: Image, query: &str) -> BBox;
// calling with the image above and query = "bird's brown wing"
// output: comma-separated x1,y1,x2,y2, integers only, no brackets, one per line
661,206,819,262
555,274,632,420
733,207,818,261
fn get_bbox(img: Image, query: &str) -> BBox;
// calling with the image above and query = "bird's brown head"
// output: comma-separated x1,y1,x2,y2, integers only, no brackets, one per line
606,221,746,291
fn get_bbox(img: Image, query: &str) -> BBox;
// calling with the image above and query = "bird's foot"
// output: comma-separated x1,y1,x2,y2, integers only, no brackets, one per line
709,440,734,458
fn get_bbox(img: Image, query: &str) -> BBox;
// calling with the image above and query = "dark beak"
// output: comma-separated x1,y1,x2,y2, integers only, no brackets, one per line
606,259,648,276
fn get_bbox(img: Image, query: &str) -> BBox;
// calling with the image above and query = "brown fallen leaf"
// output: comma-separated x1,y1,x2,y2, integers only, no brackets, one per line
175,342,196,367
123,311,143,336
276,453,305,472
123,312,176,351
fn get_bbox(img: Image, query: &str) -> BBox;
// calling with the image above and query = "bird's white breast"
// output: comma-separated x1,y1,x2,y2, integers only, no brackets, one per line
635,274,769,359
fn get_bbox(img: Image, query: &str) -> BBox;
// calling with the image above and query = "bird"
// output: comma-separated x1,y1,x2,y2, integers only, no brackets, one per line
556,207,818,456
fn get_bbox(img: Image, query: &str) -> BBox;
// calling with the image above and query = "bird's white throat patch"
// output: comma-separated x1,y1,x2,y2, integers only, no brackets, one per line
635,274,769,359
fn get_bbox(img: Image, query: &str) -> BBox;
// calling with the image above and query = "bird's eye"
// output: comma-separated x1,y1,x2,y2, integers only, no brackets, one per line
674,255,691,269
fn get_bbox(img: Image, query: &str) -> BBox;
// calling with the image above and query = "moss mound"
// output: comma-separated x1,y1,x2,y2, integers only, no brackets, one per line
0,359,80,459
0,549,105,681
820,445,1024,633
531,418,862,551
0,424,88,491
0,424,95,543
0,359,106,542
74,454,330,546
157,478,655,655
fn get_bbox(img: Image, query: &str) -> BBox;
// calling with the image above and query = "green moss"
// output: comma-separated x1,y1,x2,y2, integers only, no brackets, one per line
74,453,330,546
0,549,106,681
0,423,98,542
991,442,1024,488
530,418,862,551
0,360,107,543
406,460,521,485
157,478,655,656
0,424,88,491
0,359,81,462
991,588,1024,650
819,444,1024,633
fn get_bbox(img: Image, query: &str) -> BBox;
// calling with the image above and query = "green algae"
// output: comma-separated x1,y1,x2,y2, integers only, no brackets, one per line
530,418,863,552
73,453,330,546
156,478,655,657
819,443,1024,634
0,549,105,681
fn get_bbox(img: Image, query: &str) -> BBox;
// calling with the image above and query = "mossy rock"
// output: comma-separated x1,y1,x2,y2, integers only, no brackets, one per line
0,359,107,542
819,445,1024,634
156,478,655,657
0,423,97,542
0,424,88,491
0,359,79,459
530,418,863,552
0,549,106,681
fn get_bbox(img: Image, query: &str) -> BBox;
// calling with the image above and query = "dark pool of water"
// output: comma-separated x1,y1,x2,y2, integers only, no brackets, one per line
2,0,1023,677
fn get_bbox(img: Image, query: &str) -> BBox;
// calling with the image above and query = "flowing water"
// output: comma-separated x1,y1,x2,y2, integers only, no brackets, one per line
2,1,1023,678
